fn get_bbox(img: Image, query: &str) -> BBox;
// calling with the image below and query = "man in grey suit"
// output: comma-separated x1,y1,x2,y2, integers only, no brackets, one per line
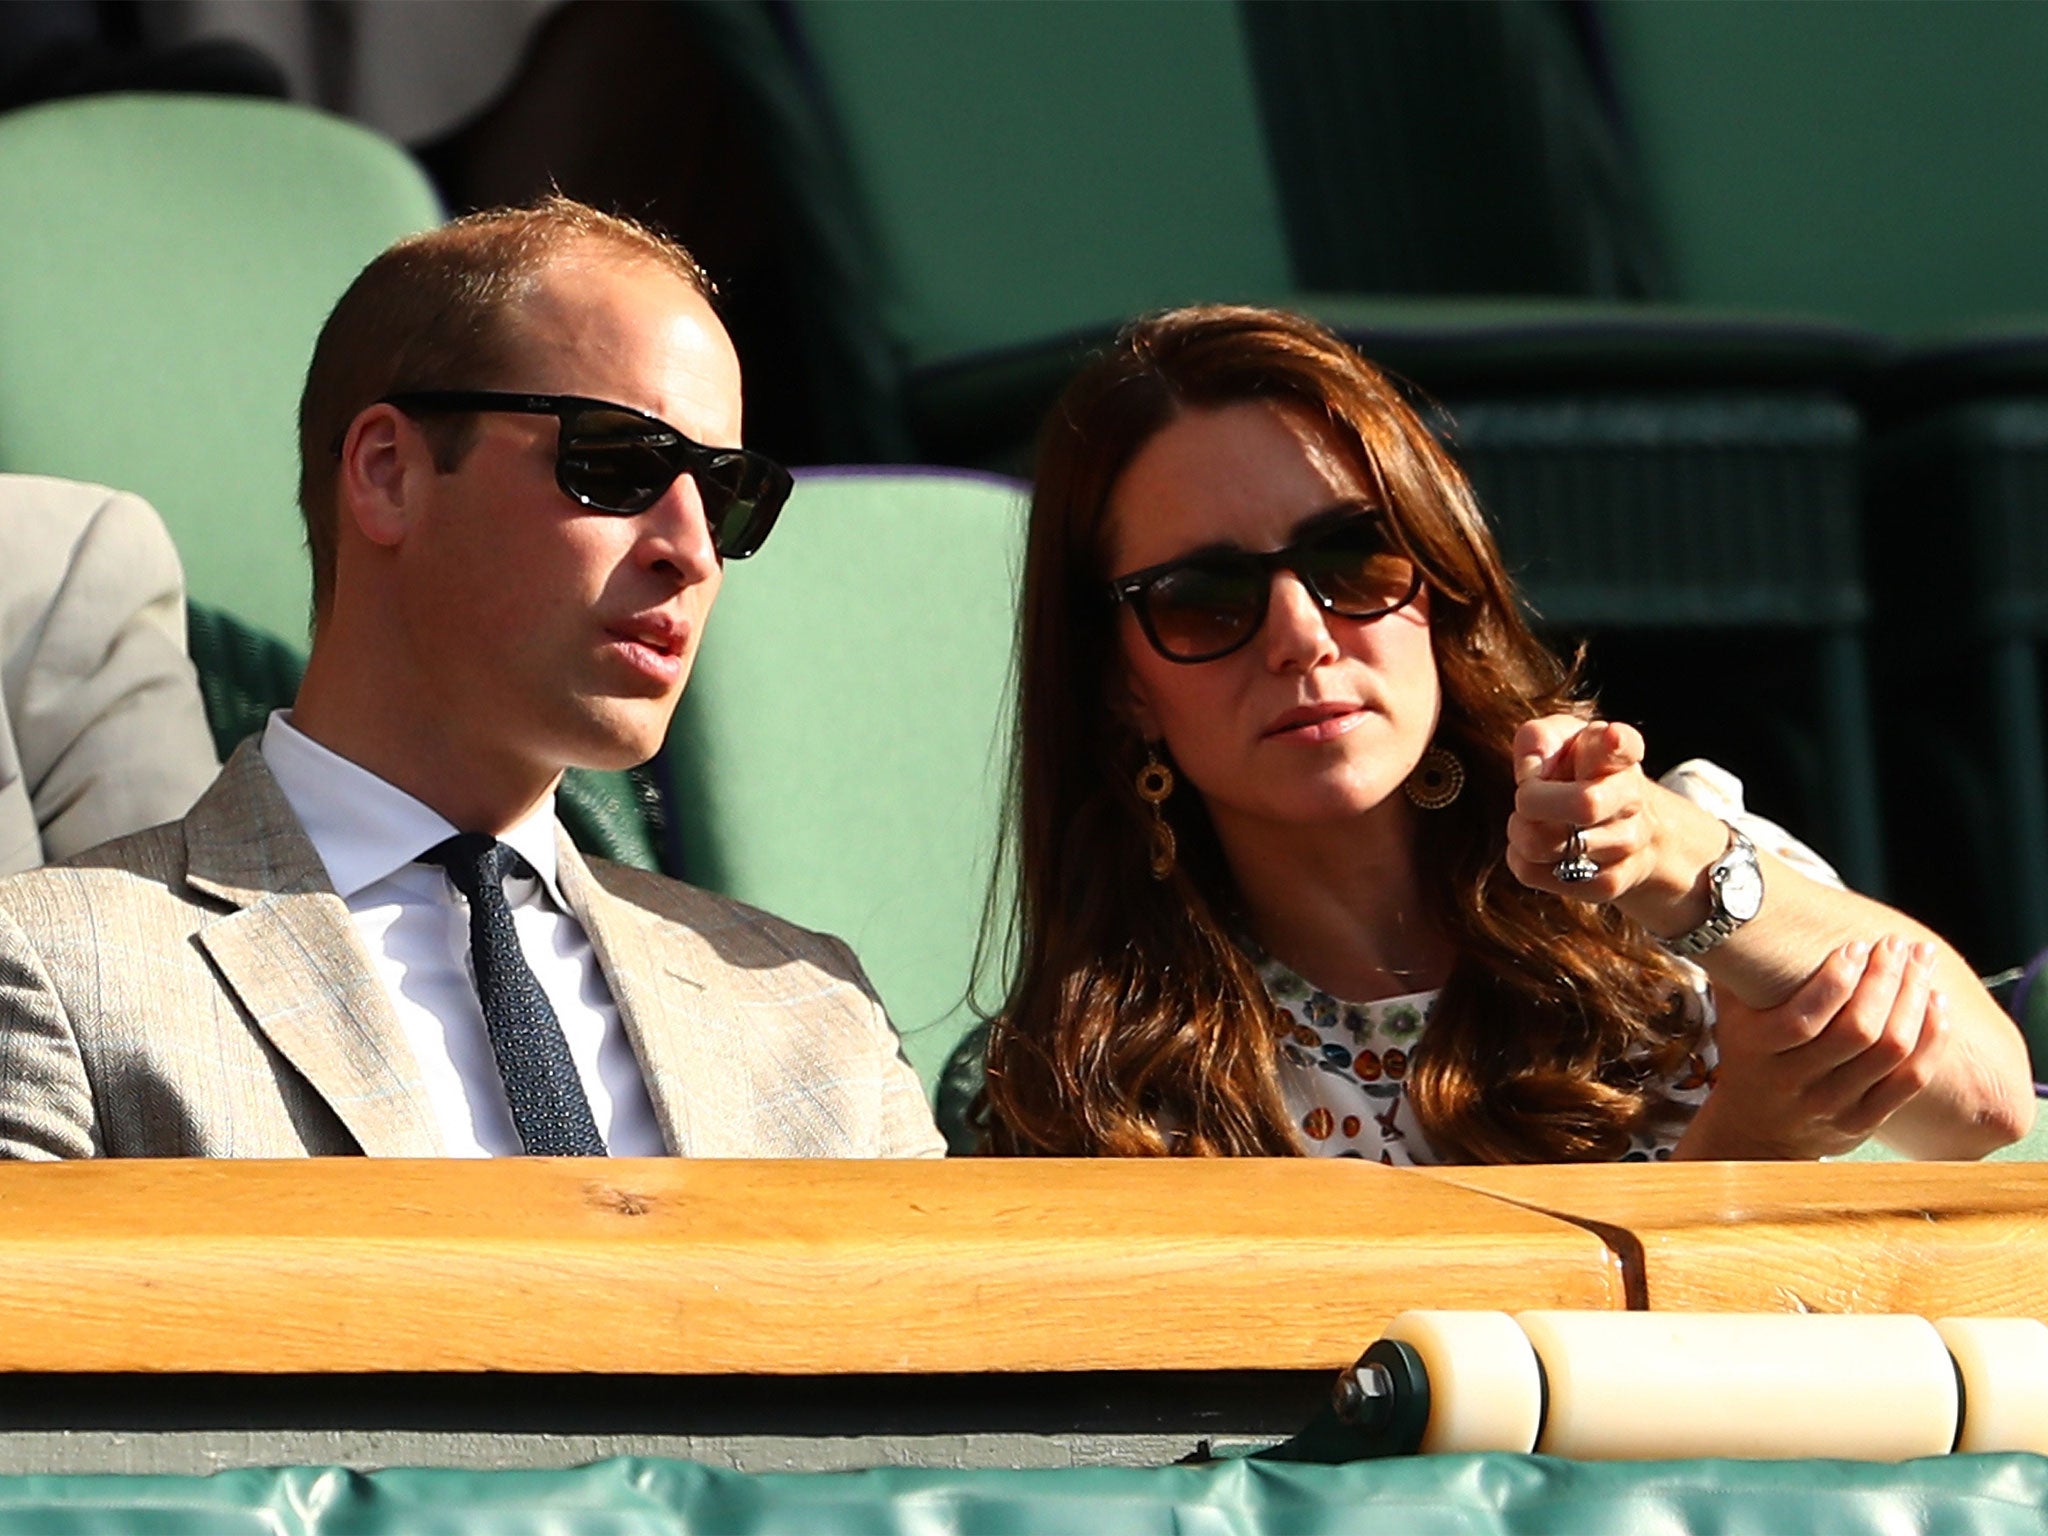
0,475,219,876
0,198,944,1160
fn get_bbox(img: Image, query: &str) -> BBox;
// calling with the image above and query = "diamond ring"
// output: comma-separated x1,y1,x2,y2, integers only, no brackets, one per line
1553,826,1600,884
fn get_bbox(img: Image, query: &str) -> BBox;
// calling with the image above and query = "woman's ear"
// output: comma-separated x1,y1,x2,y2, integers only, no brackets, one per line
1114,667,1163,743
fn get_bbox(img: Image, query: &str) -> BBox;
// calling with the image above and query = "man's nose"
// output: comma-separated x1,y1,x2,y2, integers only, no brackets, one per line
637,471,722,581
1261,570,1339,671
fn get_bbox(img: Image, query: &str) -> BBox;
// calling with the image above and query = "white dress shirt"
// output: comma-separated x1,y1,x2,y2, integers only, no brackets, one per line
261,711,666,1156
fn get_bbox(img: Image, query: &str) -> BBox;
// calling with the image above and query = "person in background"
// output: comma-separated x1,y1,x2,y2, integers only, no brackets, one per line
0,474,218,876
980,305,2033,1163
0,198,942,1161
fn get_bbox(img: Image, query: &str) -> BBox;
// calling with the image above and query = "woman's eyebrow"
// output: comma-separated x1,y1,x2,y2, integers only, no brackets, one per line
1289,499,1381,539
1164,535,1249,563
1151,500,1384,567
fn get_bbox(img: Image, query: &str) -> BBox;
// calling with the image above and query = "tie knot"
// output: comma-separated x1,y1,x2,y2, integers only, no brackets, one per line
424,833,520,898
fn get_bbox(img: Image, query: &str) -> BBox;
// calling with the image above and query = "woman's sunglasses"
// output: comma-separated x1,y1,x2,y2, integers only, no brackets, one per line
1107,508,1424,664
379,390,793,559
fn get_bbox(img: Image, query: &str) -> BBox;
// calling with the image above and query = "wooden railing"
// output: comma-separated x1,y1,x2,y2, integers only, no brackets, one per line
0,1159,2037,1376
1425,1160,2048,1316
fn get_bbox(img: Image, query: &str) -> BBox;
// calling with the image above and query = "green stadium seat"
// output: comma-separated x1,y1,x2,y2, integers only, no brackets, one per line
663,468,1025,1108
0,92,442,646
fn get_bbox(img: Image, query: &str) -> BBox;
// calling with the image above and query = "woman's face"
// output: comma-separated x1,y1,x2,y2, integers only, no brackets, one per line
1105,399,1441,845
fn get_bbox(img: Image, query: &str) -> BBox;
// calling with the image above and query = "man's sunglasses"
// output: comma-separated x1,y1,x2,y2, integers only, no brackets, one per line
1107,508,1424,664
379,390,793,559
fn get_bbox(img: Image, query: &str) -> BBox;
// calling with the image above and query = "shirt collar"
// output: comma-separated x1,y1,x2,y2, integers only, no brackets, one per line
260,711,565,904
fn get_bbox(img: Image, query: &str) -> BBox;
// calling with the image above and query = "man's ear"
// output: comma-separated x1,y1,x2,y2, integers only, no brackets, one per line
337,403,427,549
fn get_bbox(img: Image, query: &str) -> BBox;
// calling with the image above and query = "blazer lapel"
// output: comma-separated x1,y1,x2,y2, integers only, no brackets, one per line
556,833,744,1155
184,743,444,1156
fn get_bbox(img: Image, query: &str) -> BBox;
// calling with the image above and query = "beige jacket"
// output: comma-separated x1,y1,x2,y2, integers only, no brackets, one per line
0,743,944,1159
0,476,219,875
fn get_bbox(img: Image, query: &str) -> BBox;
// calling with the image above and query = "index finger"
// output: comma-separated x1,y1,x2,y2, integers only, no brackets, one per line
1571,720,1644,783
1513,715,1586,785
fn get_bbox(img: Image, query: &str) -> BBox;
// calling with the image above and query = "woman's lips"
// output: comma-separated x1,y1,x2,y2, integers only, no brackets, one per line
1262,701,1367,743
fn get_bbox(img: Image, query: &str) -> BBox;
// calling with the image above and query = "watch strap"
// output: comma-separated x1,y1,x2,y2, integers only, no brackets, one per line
1665,824,1759,959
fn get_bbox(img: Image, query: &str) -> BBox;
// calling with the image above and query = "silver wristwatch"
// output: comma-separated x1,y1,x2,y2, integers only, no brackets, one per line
1665,823,1764,958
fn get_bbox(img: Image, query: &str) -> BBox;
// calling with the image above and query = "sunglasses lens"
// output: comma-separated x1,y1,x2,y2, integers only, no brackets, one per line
694,451,792,559
559,407,790,558
558,408,683,513
1300,521,1420,616
1142,561,1265,660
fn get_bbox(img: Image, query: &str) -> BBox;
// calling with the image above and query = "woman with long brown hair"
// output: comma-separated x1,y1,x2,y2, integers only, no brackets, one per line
979,304,2033,1163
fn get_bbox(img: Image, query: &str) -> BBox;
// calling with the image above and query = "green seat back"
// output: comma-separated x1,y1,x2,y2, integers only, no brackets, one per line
185,601,309,761
0,93,442,645
666,469,1025,1092
1605,1,2048,336
794,0,1292,364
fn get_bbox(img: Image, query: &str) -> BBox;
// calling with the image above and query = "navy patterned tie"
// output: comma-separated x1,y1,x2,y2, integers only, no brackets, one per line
424,834,607,1156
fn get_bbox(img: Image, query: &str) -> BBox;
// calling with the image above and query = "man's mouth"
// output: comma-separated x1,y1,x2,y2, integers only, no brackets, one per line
608,616,683,658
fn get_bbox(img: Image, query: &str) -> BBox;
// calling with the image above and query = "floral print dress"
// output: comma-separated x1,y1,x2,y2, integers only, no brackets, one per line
1261,958,1717,1164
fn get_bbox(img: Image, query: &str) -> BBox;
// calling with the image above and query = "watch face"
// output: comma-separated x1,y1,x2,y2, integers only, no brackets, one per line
1718,857,1765,923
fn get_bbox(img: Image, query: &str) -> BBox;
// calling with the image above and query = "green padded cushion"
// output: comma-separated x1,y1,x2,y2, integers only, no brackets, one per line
0,93,441,644
794,0,1291,364
665,469,1024,1092
0,1453,2042,1533
183,603,661,872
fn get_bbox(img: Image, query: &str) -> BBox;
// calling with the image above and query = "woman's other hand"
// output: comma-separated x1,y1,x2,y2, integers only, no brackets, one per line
1673,937,1949,1159
1506,712,2029,1159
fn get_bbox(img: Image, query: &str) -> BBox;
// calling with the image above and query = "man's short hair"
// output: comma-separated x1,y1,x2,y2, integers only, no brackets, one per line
296,196,714,627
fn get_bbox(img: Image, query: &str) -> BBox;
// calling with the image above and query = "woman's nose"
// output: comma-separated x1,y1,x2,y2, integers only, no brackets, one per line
1262,570,1339,671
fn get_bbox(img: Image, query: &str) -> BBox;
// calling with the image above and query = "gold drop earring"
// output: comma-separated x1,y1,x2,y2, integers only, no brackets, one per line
1136,745,1177,879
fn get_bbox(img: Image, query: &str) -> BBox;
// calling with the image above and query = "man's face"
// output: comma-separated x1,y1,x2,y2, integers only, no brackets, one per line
396,252,742,781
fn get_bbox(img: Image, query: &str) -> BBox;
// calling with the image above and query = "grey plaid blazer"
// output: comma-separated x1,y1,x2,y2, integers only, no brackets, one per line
0,476,218,876
0,742,944,1159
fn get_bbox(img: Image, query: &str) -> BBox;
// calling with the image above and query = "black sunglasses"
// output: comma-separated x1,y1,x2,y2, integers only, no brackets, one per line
379,390,793,559
1107,508,1424,663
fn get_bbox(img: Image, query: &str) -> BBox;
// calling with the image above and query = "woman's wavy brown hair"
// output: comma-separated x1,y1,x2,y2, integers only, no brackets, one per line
979,305,1704,1163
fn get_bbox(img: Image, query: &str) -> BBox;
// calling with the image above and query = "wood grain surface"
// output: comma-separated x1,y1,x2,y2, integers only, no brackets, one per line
1422,1161,2048,1317
0,1158,1619,1374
